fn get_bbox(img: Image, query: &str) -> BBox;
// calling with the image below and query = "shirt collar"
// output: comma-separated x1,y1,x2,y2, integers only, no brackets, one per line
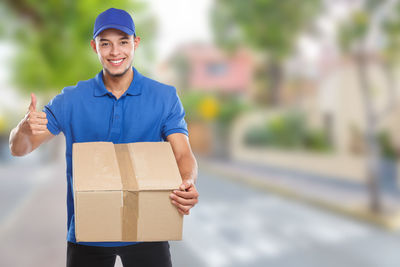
93,67,143,97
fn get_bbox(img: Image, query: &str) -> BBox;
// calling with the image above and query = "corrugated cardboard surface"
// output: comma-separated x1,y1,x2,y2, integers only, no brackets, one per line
136,191,183,241
73,142,183,242
75,191,123,241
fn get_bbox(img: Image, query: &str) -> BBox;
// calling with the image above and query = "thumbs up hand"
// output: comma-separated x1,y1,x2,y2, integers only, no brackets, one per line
21,93,48,136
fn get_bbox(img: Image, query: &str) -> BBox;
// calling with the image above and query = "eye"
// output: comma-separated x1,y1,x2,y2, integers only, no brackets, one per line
121,41,129,45
101,42,110,47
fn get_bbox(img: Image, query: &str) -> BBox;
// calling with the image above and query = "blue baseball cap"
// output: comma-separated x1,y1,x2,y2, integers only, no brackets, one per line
93,8,136,39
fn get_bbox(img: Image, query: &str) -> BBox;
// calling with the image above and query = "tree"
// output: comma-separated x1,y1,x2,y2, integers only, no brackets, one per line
339,0,400,213
212,0,320,105
0,0,155,94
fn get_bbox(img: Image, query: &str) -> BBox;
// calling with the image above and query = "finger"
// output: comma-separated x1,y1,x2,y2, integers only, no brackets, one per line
36,112,47,119
170,194,197,206
29,93,37,112
32,130,47,135
173,189,198,199
30,124,48,131
35,118,48,125
177,208,189,215
27,116,47,125
28,113,47,123
179,181,193,191
171,200,191,213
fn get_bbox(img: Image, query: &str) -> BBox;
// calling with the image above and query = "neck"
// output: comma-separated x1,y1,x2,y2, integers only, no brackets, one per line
103,67,134,98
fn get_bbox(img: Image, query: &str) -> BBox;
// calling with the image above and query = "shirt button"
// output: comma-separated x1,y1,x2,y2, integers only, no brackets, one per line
115,115,119,119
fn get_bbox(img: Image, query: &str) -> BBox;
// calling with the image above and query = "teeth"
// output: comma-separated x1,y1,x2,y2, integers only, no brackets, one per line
110,59,123,64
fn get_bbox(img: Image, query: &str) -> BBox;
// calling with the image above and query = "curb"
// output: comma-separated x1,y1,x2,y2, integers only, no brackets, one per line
199,159,400,231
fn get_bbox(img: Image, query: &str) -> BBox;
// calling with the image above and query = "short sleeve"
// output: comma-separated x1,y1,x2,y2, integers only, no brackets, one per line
162,88,188,139
43,91,65,135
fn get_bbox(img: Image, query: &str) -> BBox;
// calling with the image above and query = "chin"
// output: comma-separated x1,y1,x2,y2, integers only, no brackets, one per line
105,65,131,77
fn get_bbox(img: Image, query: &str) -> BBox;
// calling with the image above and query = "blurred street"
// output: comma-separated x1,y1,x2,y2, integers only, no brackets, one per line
1,145,400,267
176,168,400,267
3,1,400,266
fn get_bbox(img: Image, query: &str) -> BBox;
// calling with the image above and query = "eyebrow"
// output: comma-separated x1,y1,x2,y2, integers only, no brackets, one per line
99,36,131,42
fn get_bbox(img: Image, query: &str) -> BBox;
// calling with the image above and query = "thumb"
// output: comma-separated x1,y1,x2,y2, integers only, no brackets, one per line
180,181,193,191
29,93,37,112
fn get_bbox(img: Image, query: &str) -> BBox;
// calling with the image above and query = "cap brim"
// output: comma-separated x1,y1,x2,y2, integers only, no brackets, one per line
93,24,135,39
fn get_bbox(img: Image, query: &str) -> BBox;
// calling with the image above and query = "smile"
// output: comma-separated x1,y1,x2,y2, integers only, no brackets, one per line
108,58,125,66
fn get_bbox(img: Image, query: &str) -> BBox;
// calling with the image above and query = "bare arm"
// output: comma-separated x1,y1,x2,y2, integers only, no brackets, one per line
167,133,199,215
9,93,54,157
167,132,198,184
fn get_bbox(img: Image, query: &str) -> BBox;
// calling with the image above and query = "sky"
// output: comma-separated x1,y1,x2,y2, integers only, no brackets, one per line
148,0,213,62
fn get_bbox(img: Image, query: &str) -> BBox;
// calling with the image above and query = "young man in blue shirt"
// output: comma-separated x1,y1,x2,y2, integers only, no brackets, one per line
9,8,199,267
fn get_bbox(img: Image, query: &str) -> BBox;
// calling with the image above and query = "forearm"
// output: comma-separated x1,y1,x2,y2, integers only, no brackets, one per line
176,152,198,184
9,120,33,157
168,133,199,215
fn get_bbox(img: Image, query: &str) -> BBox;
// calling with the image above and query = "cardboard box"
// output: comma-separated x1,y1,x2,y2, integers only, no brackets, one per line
72,142,183,242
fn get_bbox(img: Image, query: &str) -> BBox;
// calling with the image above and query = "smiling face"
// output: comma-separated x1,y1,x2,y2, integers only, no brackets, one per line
90,28,140,77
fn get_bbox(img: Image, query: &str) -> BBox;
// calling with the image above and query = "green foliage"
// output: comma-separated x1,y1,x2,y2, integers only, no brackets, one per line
2,0,154,93
381,2,400,63
180,91,205,122
244,112,332,152
212,0,321,105
377,131,397,159
180,91,249,125
218,95,250,125
338,0,400,55
339,10,370,52
212,0,321,60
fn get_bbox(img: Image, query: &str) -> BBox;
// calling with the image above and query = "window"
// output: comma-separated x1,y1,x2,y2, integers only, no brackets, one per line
207,62,228,76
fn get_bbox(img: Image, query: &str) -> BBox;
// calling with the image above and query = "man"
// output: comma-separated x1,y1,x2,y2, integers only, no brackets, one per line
9,7,199,267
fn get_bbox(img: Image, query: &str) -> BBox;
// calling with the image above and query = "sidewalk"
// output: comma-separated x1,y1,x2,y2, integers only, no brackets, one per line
0,161,67,267
199,157,400,230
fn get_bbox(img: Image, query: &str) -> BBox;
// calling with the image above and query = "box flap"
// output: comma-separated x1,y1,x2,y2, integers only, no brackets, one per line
128,142,182,191
73,142,123,191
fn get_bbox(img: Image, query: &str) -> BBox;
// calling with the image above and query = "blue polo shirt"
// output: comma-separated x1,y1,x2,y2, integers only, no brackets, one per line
44,67,188,247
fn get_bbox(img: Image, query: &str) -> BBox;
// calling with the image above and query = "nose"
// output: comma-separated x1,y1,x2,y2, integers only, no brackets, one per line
110,44,120,56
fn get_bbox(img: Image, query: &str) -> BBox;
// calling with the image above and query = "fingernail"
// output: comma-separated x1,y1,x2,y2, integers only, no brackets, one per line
169,194,174,198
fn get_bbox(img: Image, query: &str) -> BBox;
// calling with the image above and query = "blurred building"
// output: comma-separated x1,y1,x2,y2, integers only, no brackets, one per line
157,43,255,96
155,43,256,156
281,49,400,158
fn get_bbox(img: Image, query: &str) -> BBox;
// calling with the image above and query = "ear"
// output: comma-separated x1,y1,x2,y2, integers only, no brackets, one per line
90,39,98,54
134,36,141,50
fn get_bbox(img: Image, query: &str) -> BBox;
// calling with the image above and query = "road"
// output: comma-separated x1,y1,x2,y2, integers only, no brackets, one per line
1,151,400,267
169,170,400,267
